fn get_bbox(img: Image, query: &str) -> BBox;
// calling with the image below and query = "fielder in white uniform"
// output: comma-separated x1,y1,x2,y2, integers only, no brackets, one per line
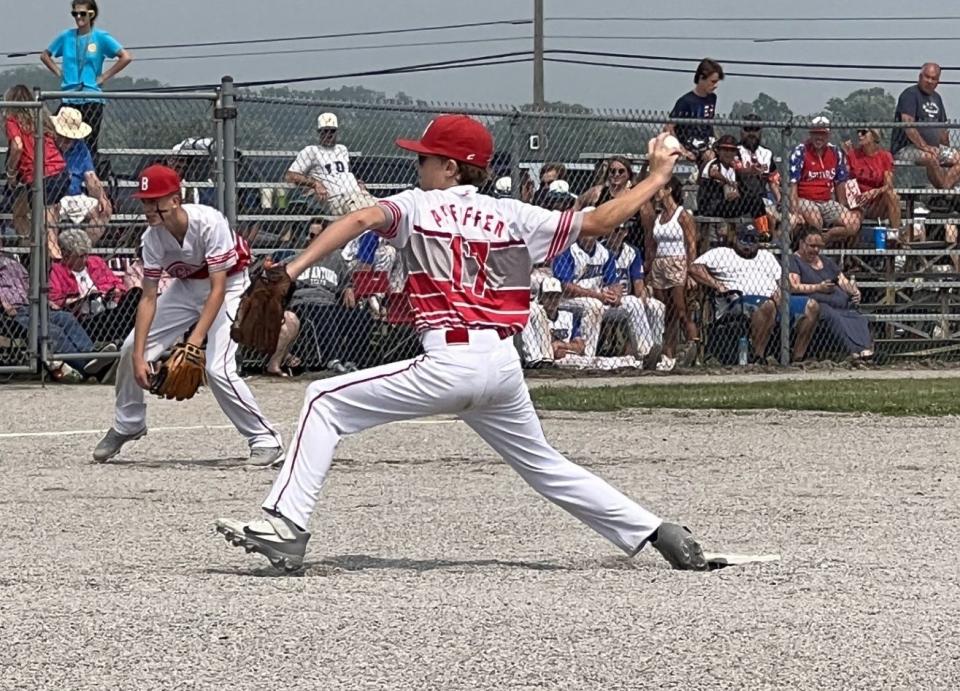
92,164,283,466
216,117,709,572
284,112,377,218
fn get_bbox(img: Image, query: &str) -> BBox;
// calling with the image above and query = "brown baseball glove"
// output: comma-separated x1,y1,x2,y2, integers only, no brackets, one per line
230,260,293,355
149,342,207,401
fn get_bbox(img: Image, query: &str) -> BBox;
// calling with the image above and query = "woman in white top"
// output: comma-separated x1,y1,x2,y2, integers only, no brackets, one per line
644,176,699,371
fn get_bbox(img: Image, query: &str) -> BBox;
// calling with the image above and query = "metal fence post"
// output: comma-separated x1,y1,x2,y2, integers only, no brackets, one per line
219,76,238,229
33,89,49,375
214,87,226,213
509,110,523,200
778,124,794,366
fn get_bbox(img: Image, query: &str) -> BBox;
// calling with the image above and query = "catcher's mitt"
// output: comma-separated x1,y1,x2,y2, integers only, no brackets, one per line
149,342,207,401
230,261,293,355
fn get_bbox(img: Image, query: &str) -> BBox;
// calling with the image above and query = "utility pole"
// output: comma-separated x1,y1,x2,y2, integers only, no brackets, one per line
533,0,544,109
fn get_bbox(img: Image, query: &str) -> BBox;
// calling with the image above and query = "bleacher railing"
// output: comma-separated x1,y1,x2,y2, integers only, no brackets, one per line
3,76,960,380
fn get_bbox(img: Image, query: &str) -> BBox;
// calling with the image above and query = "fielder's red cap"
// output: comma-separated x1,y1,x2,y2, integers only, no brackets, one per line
133,164,182,199
395,114,493,168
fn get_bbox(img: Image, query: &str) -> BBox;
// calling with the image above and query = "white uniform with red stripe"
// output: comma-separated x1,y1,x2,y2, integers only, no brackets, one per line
113,204,281,450
263,185,662,553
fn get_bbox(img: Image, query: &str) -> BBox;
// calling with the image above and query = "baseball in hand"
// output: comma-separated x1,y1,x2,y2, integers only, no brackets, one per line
662,135,681,151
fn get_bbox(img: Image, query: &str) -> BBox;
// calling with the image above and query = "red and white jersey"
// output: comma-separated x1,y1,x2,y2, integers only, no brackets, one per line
376,185,582,334
141,204,250,281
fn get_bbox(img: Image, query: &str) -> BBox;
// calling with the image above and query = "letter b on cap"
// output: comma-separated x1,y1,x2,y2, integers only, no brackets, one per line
141,176,149,191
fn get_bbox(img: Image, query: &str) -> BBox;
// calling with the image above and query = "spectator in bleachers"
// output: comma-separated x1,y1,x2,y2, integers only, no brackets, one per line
4,85,71,260
689,224,819,363
789,226,873,360
698,135,767,229
738,114,781,237
493,176,512,199
41,0,132,160
577,156,635,210
891,63,960,189
667,58,724,162
123,245,173,295
539,180,577,211
1,237,116,381
521,277,585,368
645,176,699,372
789,117,861,247
552,234,617,359
49,228,126,317
603,222,665,363
284,112,376,217
276,219,374,373
843,128,901,232
51,107,112,242
532,163,568,206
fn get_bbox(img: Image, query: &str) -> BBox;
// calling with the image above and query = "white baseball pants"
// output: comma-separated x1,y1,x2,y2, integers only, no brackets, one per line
263,329,662,554
113,275,282,449
560,296,666,358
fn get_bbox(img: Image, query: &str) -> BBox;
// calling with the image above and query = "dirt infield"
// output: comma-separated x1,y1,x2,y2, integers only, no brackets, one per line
2,379,958,690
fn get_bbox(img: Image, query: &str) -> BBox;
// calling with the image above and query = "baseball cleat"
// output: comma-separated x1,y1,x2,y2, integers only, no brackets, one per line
215,514,310,572
652,522,709,571
92,426,147,463
247,446,284,468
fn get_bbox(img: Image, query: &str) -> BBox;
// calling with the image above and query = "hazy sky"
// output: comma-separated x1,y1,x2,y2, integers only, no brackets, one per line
3,0,960,114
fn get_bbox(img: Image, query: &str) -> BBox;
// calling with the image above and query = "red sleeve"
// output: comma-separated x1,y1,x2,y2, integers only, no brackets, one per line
4,118,19,140
883,151,894,173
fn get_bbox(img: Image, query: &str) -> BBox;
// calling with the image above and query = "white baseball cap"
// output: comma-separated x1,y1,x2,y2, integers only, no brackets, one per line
317,112,339,130
540,277,562,295
809,116,831,131
547,179,574,197
494,176,512,194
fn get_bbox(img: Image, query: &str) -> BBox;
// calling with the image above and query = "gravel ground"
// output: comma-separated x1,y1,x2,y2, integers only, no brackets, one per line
2,379,958,690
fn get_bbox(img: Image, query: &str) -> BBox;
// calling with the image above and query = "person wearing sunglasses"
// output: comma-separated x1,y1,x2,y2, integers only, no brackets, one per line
842,128,901,233
41,0,133,162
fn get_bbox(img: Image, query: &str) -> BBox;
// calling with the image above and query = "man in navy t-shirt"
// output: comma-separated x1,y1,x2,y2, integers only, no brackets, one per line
891,62,960,189
668,58,724,162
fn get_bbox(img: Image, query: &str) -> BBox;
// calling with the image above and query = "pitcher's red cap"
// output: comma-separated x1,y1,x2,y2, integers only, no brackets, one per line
133,164,182,199
395,114,493,168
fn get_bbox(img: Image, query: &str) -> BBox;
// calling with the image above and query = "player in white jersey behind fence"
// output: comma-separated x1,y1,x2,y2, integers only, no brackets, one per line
284,112,377,218
216,116,712,572
92,164,283,466
521,277,586,366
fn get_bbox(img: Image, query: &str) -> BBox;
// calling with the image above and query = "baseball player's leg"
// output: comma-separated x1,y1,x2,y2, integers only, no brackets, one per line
560,297,604,358
619,296,655,356
205,280,283,451
458,349,660,554
521,302,553,364
262,353,466,530
113,280,207,435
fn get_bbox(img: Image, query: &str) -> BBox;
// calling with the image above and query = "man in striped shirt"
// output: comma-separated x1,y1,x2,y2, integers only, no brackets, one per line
216,116,711,572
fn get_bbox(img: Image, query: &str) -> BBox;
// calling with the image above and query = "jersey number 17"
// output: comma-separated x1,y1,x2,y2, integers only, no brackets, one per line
450,237,490,298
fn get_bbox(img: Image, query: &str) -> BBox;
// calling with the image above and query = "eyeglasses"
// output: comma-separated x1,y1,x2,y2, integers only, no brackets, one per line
608,167,628,176
70,10,92,18
857,129,869,137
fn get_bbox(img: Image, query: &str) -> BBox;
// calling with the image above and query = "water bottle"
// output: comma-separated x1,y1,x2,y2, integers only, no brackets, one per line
737,335,749,366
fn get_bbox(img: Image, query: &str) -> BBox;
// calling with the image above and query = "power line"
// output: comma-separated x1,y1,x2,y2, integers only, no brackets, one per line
546,34,960,43
544,57,960,85
545,15,960,22
546,49,943,72
3,18,531,58
0,36,532,68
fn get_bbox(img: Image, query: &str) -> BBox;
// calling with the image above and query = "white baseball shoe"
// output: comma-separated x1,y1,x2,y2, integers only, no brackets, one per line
247,446,284,468
215,514,310,572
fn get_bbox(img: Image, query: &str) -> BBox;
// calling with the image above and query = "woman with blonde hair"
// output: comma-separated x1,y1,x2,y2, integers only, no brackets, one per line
4,84,71,259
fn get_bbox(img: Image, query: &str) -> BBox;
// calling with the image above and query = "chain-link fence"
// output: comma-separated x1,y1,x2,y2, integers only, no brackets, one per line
4,78,960,381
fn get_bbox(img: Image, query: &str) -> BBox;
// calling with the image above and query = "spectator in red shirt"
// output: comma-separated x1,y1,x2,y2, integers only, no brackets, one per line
3,84,71,260
843,128,901,231
788,117,861,246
